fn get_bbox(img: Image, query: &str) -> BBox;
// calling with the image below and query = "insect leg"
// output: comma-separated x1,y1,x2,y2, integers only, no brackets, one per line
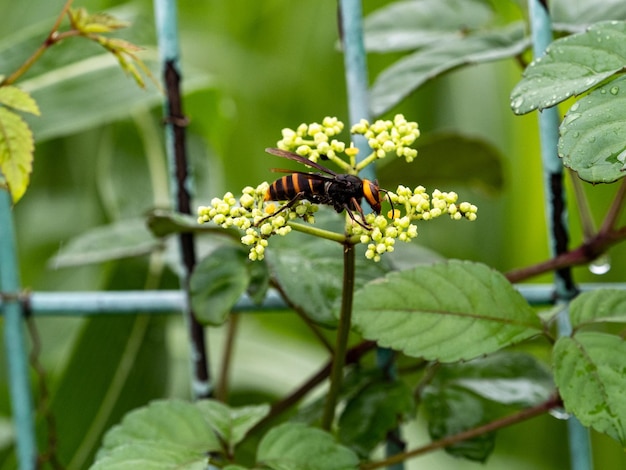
345,198,372,230
254,192,305,227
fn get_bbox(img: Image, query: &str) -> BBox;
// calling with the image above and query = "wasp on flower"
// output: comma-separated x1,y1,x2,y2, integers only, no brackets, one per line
197,114,477,261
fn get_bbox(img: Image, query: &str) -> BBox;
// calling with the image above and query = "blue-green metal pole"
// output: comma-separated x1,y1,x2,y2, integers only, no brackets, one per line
339,1,403,469
0,190,36,470
527,2,593,469
153,0,212,400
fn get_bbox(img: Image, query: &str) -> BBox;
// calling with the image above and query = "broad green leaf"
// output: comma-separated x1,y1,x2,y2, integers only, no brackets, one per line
558,76,626,183
93,399,226,469
0,107,33,202
423,382,496,461
49,219,161,268
246,256,270,305
378,132,505,194
0,86,40,115
422,352,553,461
146,209,240,239
552,0,626,32
351,260,543,362
569,289,626,328
257,423,359,470
338,379,413,458
384,240,444,272
0,7,211,142
190,246,250,325
511,21,626,115
92,443,209,470
54,316,168,469
363,0,493,52
428,352,554,408
553,332,626,444
370,22,528,116
194,400,269,450
267,214,391,327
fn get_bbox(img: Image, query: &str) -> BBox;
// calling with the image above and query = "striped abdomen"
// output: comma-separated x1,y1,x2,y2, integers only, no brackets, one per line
265,174,327,202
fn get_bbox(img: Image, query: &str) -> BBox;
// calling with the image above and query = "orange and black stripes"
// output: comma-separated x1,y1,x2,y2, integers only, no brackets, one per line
362,179,382,213
265,174,325,202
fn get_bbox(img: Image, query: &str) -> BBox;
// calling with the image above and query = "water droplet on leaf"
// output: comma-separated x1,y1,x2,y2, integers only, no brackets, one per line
589,254,611,275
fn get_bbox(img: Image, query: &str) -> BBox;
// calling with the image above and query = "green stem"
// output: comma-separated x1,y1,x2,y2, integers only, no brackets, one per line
321,240,356,430
2,0,75,86
287,221,347,243
354,152,379,172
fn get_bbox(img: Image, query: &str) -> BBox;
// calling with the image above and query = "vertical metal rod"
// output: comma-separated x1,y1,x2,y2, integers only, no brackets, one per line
339,1,403,468
527,2,593,469
153,0,211,399
0,190,37,470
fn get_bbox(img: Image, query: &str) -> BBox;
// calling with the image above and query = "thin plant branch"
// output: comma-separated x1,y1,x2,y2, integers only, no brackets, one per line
599,178,626,235
360,393,563,470
1,0,75,86
321,241,357,430
215,313,239,402
250,340,376,433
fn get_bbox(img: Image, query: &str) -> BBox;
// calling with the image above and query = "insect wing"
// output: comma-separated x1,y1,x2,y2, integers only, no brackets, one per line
265,148,337,176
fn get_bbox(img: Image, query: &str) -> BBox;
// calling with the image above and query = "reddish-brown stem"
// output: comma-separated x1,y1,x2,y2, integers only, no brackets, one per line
1,0,75,86
599,179,626,235
506,226,626,283
361,394,563,470
249,341,376,433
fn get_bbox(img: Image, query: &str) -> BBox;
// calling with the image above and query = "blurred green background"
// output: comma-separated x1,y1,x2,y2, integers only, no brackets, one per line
1,0,625,469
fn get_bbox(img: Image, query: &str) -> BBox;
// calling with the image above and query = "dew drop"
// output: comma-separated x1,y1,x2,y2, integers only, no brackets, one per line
610,86,619,95
512,96,524,109
550,408,570,420
589,254,611,275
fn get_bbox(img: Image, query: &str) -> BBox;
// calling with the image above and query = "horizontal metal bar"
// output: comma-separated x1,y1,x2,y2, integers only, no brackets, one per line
0,289,286,316
1,283,625,316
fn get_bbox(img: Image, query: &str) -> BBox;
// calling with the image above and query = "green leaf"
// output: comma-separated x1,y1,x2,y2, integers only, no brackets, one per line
338,379,413,457
49,219,161,268
363,0,493,52
0,107,33,202
0,7,211,142
370,22,528,116
558,76,626,183
511,21,626,115
378,132,505,194
193,400,269,451
422,352,554,461
553,332,626,444
423,382,496,461
552,0,626,32
190,246,250,325
351,260,543,362
266,213,391,326
93,399,225,469
257,423,359,470
146,209,240,239
0,86,40,115
429,352,554,408
246,257,270,305
53,316,168,469
569,289,626,328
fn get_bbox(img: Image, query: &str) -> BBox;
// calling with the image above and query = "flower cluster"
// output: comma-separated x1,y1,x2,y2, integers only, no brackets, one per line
348,186,478,262
197,183,317,261
277,116,346,163
352,114,420,163
197,115,477,262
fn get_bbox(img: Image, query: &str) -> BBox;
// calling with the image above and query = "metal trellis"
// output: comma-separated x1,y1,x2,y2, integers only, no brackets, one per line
0,1,609,469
